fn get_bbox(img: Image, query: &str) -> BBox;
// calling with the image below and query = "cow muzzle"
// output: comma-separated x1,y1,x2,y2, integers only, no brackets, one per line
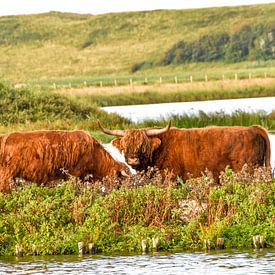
127,156,140,166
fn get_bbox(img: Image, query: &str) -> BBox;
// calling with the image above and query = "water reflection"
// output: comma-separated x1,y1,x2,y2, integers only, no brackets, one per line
1,249,274,274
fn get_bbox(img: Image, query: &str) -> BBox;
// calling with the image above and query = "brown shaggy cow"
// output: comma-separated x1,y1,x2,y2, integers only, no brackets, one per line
0,130,130,193
99,122,271,181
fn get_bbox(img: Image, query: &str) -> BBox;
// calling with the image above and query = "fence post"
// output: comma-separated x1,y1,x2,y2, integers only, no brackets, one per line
88,243,94,254
78,242,84,255
152,237,159,252
141,240,148,253
253,235,264,249
15,245,23,257
216,238,225,249
204,239,211,250
32,244,37,255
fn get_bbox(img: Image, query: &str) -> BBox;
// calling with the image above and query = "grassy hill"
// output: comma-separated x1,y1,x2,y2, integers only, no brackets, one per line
0,3,275,83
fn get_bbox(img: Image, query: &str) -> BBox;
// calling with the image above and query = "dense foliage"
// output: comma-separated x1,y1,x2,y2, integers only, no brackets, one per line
162,24,275,66
0,167,274,256
0,84,128,128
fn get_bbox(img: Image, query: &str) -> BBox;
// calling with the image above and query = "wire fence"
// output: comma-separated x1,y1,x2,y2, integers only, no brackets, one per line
15,71,275,90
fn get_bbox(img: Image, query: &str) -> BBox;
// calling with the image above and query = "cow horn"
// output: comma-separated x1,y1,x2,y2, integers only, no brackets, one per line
121,169,130,178
145,120,172,136
97,121,125,137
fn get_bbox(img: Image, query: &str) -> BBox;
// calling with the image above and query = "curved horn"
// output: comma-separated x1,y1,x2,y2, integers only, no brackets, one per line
145,120,172,136
97,120,125,137
121,169,131,178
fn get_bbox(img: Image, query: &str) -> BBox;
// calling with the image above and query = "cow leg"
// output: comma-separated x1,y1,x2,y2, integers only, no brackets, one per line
69,166,85,178
0,167,13,193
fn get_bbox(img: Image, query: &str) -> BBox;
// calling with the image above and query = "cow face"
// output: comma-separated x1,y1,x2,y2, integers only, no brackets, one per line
98,121,171,171
112,130,161,170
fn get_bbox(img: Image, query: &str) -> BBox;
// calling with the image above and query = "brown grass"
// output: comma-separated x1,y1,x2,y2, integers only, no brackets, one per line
58,77,275,96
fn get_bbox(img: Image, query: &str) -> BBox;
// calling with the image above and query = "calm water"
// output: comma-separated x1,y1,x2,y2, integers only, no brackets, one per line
101,96,275,123
0,249,274,274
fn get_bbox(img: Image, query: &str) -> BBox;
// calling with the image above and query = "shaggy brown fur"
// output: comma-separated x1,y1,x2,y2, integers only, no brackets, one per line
111,125,271,182
0,130,129,193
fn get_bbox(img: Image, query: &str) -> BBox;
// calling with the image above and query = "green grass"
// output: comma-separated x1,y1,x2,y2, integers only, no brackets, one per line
0,83,274,140
15,62,275,90
0,167,274,256
65,78,275,107
0,4,275,83
142,110,275,131
0,83,129,130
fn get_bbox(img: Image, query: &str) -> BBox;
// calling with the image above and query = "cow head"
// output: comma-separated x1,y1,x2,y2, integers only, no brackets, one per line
98,121,171,171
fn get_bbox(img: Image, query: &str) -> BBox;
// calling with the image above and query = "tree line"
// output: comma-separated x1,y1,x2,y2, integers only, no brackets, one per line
162,24,275,65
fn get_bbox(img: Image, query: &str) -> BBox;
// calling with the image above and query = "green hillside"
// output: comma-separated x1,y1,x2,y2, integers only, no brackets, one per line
0,3,275,83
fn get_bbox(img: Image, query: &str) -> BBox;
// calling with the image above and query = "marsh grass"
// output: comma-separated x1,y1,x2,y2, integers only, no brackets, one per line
0,82,274,148
0,167,274,255
0,83,274,139
142,110,275,130
60,78,275,107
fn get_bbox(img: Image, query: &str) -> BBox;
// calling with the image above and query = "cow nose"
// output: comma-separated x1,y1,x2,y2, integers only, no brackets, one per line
127,157,140,166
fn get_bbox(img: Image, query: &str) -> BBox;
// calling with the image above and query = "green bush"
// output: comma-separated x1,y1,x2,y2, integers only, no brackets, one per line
0,167,274,256
161,24,275,66
0,83,129,128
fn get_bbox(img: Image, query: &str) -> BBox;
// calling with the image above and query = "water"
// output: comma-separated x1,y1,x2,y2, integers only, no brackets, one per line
101,96,275,123
0,249,274,274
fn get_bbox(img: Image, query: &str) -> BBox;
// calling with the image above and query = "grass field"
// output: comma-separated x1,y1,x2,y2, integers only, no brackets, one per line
0,3,275,83
57,77,275,107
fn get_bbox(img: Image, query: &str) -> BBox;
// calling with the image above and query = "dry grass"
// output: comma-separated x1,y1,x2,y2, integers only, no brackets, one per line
58,77,275,96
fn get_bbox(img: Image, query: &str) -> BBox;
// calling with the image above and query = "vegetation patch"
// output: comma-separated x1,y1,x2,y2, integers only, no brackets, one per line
161,24,275,67
0,167,274,256
1,4,275,81
0,83,274,139
0,84,129,129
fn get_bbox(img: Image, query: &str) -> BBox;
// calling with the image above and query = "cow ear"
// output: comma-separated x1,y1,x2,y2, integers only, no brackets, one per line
151,137,161,152
111,138,122,152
